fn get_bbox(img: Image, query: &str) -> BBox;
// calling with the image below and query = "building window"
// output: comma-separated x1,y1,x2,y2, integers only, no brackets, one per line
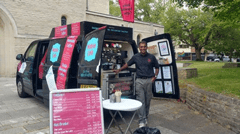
61,16,67,26
179,45,189,48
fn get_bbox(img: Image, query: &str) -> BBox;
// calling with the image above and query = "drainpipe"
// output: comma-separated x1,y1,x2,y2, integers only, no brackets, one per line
86,0,88,10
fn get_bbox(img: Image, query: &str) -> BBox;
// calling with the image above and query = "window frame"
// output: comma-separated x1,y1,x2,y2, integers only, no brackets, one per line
61,16,67,26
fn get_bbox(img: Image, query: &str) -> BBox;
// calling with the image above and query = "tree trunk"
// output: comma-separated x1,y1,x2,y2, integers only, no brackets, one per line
195,48,202,61
229,51,233,62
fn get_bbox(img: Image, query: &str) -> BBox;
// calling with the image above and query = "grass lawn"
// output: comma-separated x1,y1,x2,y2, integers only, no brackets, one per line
177,61,240,99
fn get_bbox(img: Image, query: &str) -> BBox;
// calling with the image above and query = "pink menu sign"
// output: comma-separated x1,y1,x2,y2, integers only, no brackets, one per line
55,25,68,38
50,89,104,134
71,22,80,36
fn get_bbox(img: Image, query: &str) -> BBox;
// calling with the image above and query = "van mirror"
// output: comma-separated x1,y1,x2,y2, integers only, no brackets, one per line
16,54,23,60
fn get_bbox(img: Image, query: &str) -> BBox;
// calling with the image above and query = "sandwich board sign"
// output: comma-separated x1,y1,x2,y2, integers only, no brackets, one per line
50,88,104,134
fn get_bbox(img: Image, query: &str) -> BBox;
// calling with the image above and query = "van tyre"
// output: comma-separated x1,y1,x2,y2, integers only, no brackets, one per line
17,78,28,98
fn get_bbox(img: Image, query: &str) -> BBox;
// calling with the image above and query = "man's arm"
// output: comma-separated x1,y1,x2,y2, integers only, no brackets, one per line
113,63,128,74
151,68,159,82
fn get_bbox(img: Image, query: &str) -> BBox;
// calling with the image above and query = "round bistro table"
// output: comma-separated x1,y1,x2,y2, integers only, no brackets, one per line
103,99,142,134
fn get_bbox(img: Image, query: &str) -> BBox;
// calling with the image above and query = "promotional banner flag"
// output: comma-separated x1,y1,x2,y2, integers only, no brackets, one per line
56,36,78,89
39,50,48,79
119,0,134,23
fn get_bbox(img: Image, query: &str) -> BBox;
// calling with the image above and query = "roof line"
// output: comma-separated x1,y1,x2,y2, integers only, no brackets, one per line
86,10,164,28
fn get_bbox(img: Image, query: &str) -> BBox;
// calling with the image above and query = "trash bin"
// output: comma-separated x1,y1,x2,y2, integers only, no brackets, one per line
133,127,161,134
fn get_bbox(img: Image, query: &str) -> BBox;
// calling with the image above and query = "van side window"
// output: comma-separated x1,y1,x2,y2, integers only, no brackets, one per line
25,43,37,61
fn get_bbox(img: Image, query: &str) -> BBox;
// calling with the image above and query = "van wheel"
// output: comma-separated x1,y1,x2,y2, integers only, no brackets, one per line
17,79,28,98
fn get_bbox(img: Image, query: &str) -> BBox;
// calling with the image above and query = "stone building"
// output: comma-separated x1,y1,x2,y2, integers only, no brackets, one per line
0,0,164,77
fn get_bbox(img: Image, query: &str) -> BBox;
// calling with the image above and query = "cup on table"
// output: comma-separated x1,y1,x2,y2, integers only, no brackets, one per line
116,95,121,103
110,94,116,103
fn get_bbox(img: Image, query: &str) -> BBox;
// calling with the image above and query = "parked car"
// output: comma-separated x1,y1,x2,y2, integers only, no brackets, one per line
214,58,220,62
222,57,230,62
206,56,219,62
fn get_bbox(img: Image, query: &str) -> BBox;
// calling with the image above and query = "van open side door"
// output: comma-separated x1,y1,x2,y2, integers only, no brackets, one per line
142,33,180,99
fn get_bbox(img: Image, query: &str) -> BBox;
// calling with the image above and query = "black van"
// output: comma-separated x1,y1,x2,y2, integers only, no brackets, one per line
16,21,179,106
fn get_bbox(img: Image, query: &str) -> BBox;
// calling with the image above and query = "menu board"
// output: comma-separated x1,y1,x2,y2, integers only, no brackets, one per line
155,81,163,93
162,66,171,79
164,81,173,94
50,88,104,134
158,41,169,56
142,33,179,99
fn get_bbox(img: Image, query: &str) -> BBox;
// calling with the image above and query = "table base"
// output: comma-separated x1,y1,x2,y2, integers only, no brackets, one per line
106,110,137,134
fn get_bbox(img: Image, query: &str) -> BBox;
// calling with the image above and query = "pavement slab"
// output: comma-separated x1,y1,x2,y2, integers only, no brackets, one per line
0,77,237,134
24,121,49,131
0,127,26,134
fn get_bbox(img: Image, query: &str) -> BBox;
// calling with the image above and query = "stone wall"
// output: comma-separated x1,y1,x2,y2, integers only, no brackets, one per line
87,0,109,14
222,63,240,68
183,63,192,67
179,84,240,133
176,63,192,68
0,0,86,77
0,0,86,36
177,68,197,79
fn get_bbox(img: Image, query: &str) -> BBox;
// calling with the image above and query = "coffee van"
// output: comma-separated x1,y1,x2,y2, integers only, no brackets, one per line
16,21,179,106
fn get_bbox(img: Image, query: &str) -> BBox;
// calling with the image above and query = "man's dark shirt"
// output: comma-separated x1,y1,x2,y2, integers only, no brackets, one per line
127,53,159,78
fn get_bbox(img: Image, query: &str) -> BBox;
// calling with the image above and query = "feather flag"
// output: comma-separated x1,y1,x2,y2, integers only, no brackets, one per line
118,0,134,23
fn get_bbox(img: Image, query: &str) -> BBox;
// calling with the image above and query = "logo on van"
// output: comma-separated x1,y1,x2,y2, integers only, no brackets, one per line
85,37,98,62
50,43,61,63
80,70,93,77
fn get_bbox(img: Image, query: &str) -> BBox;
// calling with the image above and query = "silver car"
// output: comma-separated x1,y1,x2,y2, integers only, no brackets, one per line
222,57,230,62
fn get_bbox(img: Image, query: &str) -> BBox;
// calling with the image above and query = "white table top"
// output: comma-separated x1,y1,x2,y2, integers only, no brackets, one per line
103,99,142,111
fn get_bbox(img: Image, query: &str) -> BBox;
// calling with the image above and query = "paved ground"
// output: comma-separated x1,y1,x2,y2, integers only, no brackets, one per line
0,77,237,134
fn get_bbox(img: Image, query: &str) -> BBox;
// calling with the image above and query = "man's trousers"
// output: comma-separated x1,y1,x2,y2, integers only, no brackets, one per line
135,78,153,124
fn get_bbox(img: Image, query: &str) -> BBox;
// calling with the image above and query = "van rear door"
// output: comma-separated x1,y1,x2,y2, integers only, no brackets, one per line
77,26,107,88
142,33,180,99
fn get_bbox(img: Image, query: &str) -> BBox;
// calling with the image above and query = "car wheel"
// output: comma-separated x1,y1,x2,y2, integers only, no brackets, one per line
17,78,28,98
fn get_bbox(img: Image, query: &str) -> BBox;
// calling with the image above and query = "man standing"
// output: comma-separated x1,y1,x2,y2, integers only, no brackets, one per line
114,41,159,128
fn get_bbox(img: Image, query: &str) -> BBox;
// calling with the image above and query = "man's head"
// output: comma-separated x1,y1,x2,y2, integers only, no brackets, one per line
139,41,147,55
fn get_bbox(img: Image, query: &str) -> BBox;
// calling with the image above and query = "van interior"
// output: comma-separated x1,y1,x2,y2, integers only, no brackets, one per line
100,40,136,99
35,40,50,98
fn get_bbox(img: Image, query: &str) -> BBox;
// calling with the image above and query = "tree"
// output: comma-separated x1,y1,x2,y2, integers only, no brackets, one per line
173,0,240,60
173,0,240,24
160,3,214,60
134,0,155,22
205,22,240,61
109,0,121,17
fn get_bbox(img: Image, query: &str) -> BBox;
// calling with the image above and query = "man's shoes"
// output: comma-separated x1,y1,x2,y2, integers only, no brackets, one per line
139,123,145,128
